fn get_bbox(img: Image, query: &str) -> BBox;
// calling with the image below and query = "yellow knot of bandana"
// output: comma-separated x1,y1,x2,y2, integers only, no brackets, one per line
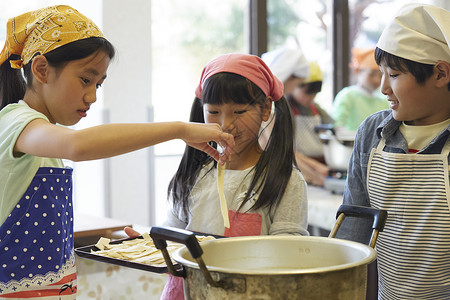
0,5,105,69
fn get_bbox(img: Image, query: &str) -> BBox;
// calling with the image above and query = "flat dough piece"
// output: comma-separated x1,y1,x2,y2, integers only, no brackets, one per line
217,163,230,228
92,235,215,266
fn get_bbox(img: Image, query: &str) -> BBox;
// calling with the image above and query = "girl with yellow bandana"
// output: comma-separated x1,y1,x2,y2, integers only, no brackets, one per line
0,5,233,299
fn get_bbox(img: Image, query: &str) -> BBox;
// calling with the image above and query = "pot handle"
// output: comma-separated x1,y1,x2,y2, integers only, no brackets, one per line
150,226,221,287
329,205,388,248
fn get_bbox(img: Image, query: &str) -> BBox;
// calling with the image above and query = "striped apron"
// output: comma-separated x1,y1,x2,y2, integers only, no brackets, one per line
0,167,77,299
367,138,450,299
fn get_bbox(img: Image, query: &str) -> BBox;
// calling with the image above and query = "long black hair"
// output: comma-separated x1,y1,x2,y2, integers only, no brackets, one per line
168,72,297,218
375,47,449,90
0,37,115,109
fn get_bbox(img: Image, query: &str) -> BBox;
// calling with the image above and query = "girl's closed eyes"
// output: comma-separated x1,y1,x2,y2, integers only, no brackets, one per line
205,105,251,114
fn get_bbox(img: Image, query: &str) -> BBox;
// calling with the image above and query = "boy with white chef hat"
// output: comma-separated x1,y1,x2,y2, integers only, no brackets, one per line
337,3,450,299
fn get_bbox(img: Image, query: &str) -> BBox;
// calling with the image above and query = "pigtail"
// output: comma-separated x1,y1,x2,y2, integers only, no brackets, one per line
247,96,296,211
167,97,213,218
0,55,27,110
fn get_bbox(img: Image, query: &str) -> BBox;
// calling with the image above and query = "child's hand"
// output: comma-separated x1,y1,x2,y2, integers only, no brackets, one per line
182,123,234,164
124,226,140,238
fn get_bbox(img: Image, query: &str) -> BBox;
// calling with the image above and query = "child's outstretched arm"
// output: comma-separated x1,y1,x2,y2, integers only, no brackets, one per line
15,119,234,163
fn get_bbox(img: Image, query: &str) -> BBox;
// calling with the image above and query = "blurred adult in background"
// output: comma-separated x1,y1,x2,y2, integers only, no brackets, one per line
262,49,330,186
332,47,388,132
288,62,333,186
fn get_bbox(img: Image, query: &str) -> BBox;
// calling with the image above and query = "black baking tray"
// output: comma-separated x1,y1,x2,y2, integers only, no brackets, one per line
75,235,172,273
74,231,224,273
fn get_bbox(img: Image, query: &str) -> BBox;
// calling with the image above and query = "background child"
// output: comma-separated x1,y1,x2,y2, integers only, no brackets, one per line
0,5,233,299
337,3,450,299
262,47,330,186
162,53,309,299
288,62,334,185
332,47,388,132
261,47,310,95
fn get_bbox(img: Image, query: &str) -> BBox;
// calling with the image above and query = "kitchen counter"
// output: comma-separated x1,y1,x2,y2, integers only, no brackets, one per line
307,185,343,233
74,212,133,247
74,213,132,238
74,217,166,299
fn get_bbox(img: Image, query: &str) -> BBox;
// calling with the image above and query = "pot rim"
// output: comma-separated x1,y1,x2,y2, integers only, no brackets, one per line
173,235,376,275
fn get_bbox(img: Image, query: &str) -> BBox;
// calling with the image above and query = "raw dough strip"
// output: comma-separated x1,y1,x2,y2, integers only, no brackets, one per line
217,163,230,228
92,232,215,266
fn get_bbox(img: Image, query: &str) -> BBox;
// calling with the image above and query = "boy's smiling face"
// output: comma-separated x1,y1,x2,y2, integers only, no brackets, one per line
380,62,450,126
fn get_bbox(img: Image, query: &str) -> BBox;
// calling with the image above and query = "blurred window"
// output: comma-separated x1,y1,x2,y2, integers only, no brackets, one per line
267,0,332,110
151,0,248,224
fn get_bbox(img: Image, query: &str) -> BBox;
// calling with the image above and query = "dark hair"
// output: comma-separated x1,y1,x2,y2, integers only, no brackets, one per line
300,81,322,94
375,47,449,91
168,72,297,218
0,37,115,109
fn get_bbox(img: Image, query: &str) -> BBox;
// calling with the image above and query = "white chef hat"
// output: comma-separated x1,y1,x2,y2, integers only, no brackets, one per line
261,47,309,83
376,3,449,65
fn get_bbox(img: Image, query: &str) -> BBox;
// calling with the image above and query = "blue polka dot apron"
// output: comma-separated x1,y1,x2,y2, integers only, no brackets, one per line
368,138,450,299
0,167,77,299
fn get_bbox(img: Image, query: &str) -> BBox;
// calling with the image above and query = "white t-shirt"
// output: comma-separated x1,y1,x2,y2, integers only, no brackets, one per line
165,161,309,236
399,118,450,152
0,101,64,225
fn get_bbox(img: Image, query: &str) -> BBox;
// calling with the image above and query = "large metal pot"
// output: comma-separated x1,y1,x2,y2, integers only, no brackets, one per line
151,228,376,299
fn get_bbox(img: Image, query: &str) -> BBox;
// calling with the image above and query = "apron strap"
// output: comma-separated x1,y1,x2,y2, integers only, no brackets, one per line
441,138,450,155
376,137,386,151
